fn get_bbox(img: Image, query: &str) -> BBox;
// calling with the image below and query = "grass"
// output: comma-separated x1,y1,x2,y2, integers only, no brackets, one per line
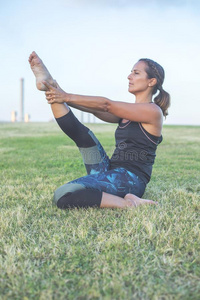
0,122,200,300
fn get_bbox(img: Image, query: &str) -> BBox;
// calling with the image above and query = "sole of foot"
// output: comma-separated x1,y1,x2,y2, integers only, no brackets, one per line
28,51,57,91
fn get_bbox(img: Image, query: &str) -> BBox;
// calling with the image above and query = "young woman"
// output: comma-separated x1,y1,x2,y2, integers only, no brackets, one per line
29,51,170,209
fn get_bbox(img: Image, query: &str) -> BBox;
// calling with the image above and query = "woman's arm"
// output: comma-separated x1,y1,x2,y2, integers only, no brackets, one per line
43,81,162,124
68,102,120,123
67,94,162,124
44,82,120,123
93,111,120,123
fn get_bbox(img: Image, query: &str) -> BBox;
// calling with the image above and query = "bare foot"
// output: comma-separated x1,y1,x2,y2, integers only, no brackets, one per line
124,193,158,208
28,51,56,91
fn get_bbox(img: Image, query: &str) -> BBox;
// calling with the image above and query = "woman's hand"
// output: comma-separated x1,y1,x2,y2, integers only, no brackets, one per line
43,81,68,104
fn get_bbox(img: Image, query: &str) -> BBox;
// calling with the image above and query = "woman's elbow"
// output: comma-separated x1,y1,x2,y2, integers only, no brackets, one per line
102,99,111,112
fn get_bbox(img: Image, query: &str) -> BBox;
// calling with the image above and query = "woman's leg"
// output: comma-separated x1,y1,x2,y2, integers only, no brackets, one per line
57,189,157,209
54,168,157,209
55,109,110,175
56,188,157,209
29,51,110,174
51,103,70,119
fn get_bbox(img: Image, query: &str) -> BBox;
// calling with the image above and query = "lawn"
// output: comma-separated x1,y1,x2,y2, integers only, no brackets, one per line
0,122,200,300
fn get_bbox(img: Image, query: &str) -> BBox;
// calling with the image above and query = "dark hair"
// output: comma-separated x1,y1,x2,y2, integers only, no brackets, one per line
139,58,170,117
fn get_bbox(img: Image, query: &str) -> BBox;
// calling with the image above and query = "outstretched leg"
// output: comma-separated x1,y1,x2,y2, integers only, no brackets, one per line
28,51,109,173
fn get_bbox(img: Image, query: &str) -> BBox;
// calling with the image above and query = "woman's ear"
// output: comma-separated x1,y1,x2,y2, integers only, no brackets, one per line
148,78,157,87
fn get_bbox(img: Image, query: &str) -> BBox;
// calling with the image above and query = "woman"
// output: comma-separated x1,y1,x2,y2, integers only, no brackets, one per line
28,51,170,209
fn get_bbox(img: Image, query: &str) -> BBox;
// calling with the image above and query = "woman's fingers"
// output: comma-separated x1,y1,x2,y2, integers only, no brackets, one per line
45,91,54,103
46,94,52,100
42,81,54,91
45,91,54,97
43,81,65,104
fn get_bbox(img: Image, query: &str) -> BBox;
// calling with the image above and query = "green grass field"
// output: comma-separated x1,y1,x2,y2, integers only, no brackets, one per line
0,122,200,300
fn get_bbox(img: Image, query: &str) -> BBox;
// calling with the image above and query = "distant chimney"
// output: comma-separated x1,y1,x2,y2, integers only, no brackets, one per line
20,78,24,122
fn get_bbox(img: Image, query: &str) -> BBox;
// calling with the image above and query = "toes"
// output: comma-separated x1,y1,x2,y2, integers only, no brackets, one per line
28,54,33,62
28,52,36,63
29,51,38,61
146,200,158,205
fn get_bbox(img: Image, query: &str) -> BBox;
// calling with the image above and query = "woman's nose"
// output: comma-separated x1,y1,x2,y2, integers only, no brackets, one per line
127,73,132,80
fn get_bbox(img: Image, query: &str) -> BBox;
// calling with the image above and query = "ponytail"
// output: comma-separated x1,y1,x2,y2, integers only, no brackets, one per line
139,58,171,118
154,87,170,117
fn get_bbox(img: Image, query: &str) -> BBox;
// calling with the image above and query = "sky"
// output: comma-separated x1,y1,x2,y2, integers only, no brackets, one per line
0,0,200,125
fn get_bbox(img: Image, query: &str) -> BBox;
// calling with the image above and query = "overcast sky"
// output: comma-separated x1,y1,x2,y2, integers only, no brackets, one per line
1,0,200,124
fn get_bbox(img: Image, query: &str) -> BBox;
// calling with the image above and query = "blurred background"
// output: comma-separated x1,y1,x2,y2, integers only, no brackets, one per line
1,0,200,124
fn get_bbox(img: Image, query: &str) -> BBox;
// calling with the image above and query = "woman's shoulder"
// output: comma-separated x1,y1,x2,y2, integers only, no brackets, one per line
135,103,163,137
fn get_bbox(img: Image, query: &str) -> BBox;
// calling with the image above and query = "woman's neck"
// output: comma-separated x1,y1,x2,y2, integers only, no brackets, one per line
134,92,153,104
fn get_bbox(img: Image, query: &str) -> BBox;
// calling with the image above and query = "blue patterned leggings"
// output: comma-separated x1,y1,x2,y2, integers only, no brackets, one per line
53,110,146,208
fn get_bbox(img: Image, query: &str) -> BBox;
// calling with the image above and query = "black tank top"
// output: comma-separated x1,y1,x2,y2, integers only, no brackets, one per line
110,120,163,184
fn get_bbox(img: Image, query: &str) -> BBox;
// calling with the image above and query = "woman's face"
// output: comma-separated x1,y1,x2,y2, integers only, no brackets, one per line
127,61,152,95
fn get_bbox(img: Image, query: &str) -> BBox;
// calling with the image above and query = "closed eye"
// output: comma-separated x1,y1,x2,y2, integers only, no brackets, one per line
131,69,140,75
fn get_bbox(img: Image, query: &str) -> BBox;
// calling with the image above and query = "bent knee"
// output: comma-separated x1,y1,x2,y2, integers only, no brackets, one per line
53,183,85,206
53,188,62,206
56,193,72,209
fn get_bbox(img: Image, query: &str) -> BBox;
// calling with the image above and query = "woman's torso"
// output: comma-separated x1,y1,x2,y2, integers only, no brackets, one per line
110,119,163,184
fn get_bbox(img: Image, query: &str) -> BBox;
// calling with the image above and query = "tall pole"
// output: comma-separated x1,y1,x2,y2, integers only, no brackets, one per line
20,78,24,122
